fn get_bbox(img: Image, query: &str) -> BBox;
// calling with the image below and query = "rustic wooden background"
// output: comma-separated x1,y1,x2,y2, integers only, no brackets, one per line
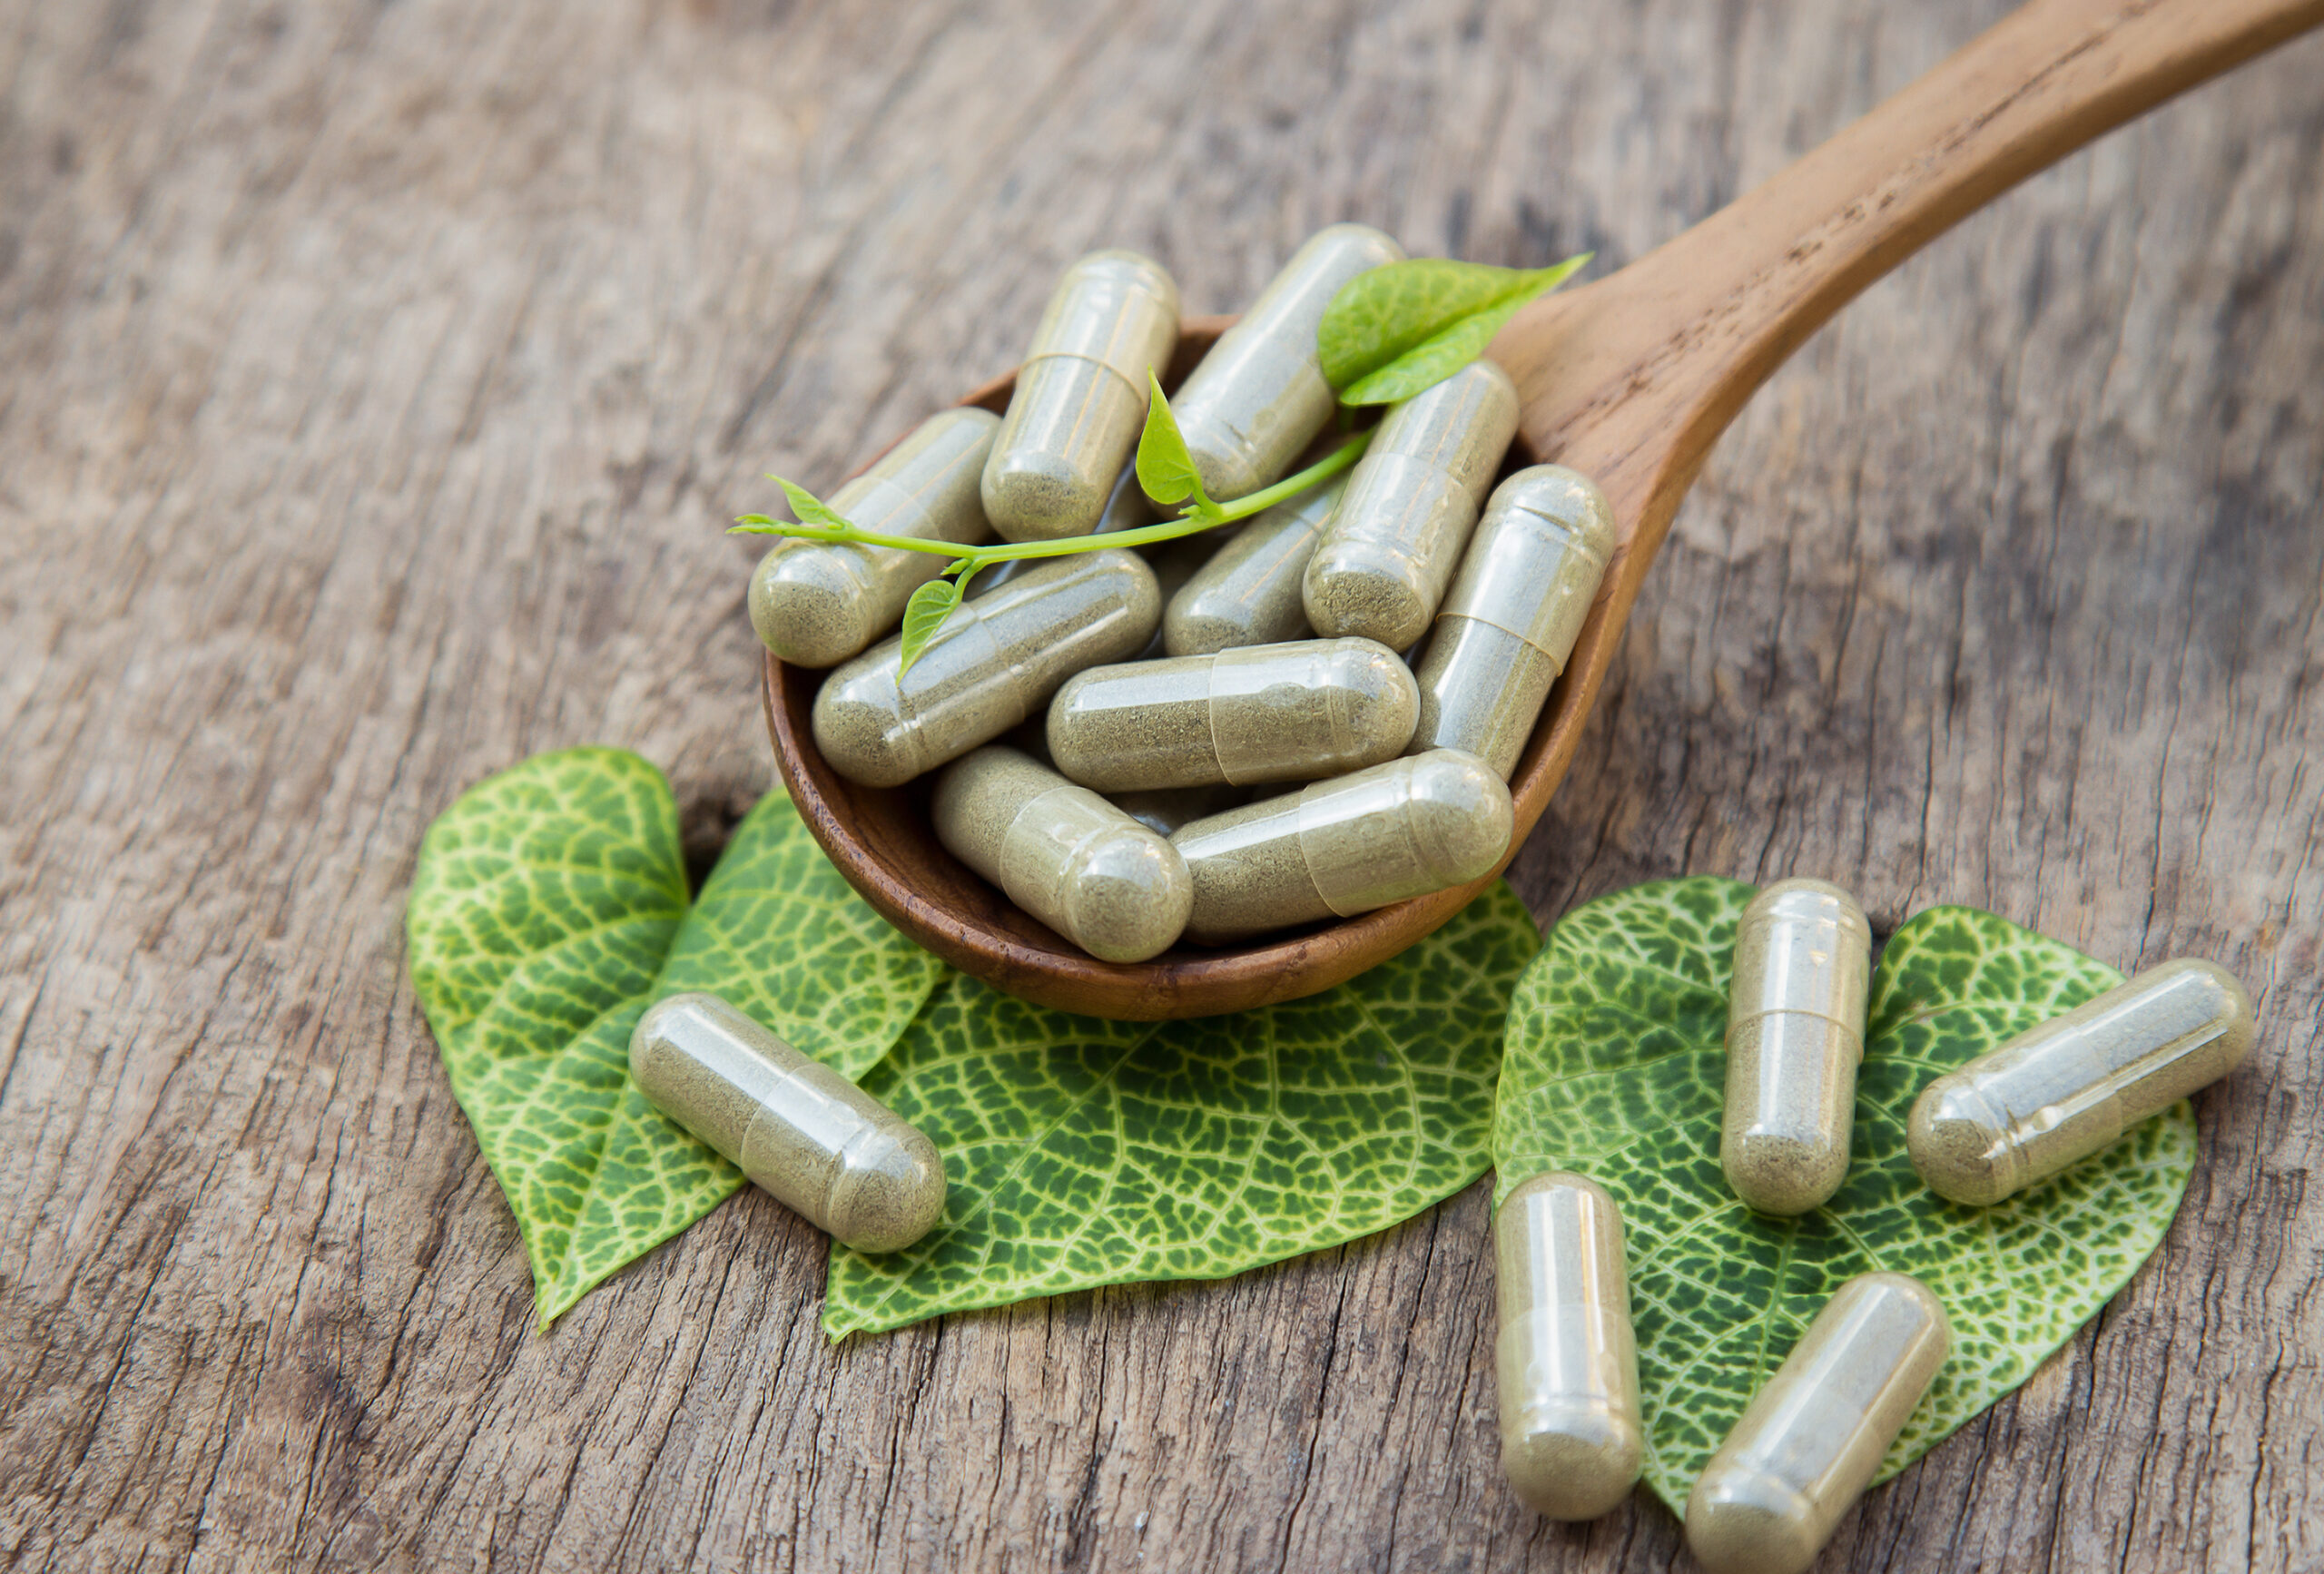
4,0,2319,1568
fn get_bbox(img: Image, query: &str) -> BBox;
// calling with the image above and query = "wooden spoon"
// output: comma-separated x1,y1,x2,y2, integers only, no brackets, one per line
766,0,2324,1020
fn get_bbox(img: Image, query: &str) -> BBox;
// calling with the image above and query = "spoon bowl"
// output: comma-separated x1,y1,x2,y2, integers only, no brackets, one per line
766,0,2322,1018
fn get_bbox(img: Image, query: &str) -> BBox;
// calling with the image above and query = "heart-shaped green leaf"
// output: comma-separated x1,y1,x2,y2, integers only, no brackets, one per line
1494,877,2196,1513
822,881,1543,1338
407,748,946,1325
1321,255,1589,405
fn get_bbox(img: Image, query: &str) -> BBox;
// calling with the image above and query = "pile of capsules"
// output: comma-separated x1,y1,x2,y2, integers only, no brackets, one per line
1497,878,2255,1574
618,893,2250,1572
748,223,1616,959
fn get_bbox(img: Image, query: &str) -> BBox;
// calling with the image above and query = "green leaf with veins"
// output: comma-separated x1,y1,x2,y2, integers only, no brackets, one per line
822,881,1542,1338
1322,255,1590,406
897,575,966,677
407,747,945,1326
776,477,854,532
1495,877,2196,1513
1135,369,1217,516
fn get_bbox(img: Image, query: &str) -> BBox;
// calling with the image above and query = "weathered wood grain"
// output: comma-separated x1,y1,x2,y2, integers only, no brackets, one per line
0,1,2317,1569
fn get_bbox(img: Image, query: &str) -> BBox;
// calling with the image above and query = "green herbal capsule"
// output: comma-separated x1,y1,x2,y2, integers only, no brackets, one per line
1494,1172,1644,1520
1164,473,1348,656
1908,958,2254,1206
984,251,1182,542
750,407,1000,668
1047,637,1419,792
977,462,1160,600
1722,879,1872,1215
1169,748,1512,945
813,549,1160,788
1411,465,1616,778
1303,359,1521,650
630,992,947,1254
1108,783,1250,838
1170,224,1407,501
933,745,1193,962
1685,1273,1950,1574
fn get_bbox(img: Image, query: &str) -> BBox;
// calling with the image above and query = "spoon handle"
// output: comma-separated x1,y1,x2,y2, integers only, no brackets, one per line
1497,0,2324,488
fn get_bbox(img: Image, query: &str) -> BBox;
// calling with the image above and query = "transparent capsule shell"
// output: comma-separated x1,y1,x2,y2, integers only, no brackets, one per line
1168,748,1512,945
1046,637,1419,793
983,251,1182,542
812,548,1161,788
1685,1273,1950,1574
1908,958,2254,1205
1164,473,1348,656
1494,1172,1644,1520
750,407,1000,668
1723,878,1872,1215
1108,782,1251,838
976,461,1160,600
933,745,1192,962
1169,224,1407,502
1303,359,1521,650
1411,465,1616,778
630,992,947,1254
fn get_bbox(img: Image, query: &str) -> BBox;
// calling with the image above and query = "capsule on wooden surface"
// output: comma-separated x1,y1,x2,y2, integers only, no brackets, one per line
1685,1273,1950,1574
1494,1172,1644,1520
1047,637,1419,792
1908,958,2255,1205
1164,473,1349,656
983,251,1182,542
750,407,1000,668
1169,749,1512,944
630,992,947,1254
1411,465,1616,778
1303,359,1521,650
813,549,1160,788
1108,782,1250,838
1169,224,1407,502
932,745,1192,962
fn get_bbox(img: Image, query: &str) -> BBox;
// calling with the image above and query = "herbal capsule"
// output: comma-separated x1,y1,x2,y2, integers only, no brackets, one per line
813,549,1160,788
1108,783,1249,838
933,746,1193,962
750,407,1000,668
977,462,1159,599
1047,637,1419,792
1908,958,2255,1205
1720,879,1871,1215
1685,1273,1950,1574
1164,473,1348,656
1411,466,1616,778
1169,223,1407,501
1494,1173,1644,1520
1134,531,1222,661
983,251,1182,542
630,992,947,1254
1169,749,1512,945
1303,359,1521,650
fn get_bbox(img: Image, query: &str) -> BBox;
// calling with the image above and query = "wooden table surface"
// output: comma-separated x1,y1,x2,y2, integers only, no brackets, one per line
5,1,2320,1569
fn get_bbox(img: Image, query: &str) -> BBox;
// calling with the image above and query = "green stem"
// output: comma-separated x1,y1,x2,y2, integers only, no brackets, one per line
732,428,1374,569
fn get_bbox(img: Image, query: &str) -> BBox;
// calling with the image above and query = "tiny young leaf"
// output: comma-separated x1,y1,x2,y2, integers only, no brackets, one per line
1320,254,1590,406
897,575,965,676
1135,370,1216,515
776,477,856,532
